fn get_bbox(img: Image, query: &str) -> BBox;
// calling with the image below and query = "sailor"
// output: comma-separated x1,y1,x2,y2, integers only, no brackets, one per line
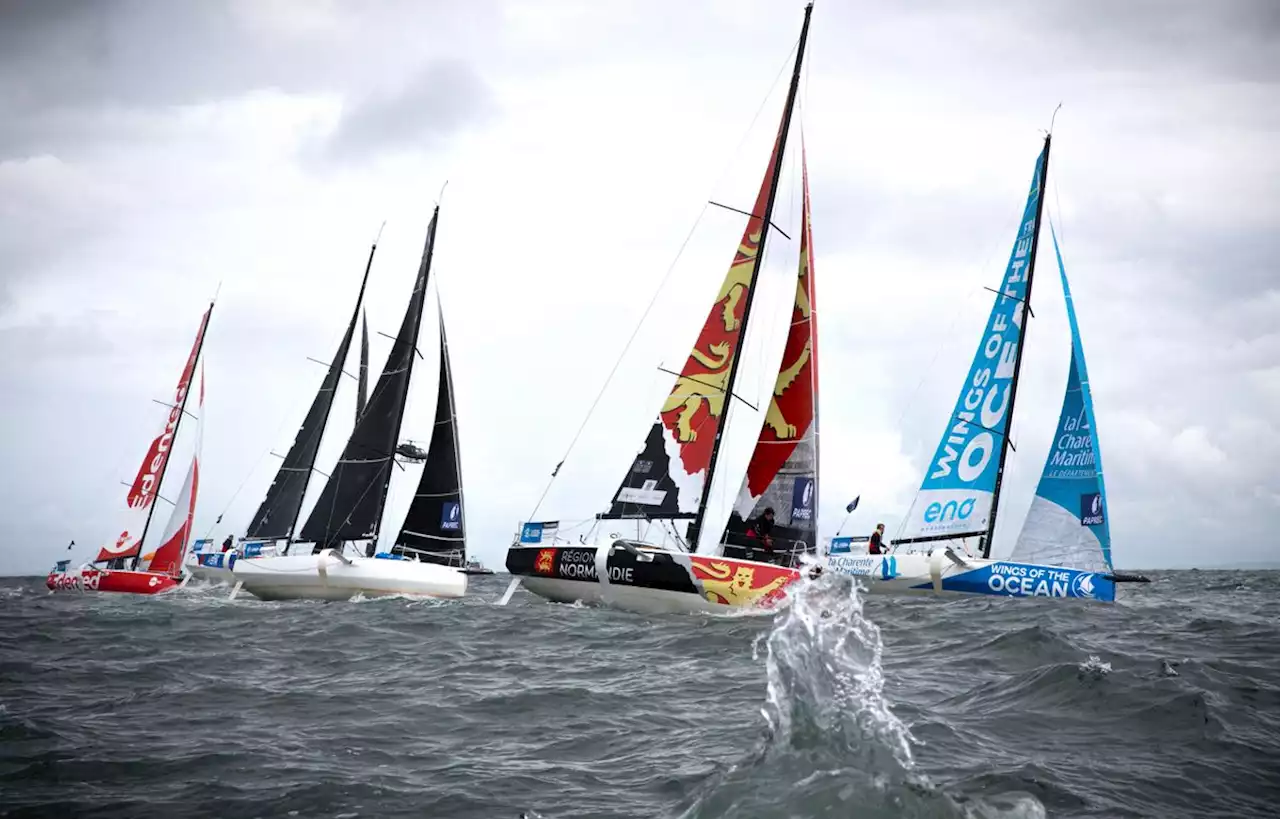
221,534,234,553
868,523,887,555
746,507,776,554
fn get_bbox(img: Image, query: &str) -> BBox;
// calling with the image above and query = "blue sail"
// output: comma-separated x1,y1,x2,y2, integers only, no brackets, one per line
898,145,1047,543
1011,225,1112,572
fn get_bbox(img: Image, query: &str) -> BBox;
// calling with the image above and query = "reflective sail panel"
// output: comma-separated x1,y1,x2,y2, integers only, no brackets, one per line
300,210,437,550
1011,226,1112,572
897,146,1047,543
394,312,465,566
719,147,819,554
604,121,788,521
144,364,204,576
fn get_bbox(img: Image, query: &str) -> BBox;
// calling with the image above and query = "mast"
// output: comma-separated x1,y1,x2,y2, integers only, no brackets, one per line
369,204,438,547
132,300,214,570
982,133,1051,558
688,2,814,544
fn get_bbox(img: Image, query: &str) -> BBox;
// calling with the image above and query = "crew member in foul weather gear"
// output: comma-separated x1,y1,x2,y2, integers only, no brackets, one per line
868,523,887,555
221,535,234,553
746,507,776,552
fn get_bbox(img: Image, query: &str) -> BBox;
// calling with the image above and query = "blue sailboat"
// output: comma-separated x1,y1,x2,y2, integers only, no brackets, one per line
826,134,1148,602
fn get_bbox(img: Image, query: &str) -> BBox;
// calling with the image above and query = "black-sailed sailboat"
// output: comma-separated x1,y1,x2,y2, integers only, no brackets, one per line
502,3,820,615
224,205,469,601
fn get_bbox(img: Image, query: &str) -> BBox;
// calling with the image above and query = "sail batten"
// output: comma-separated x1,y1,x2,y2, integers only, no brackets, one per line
393,307,466,566
1011,225,1112,572
245,243,378,541
896,141,1049,549
300,209,438,550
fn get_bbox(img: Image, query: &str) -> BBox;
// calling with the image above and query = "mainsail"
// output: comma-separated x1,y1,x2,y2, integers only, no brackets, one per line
1010,225,1112,572
244,243,377,541
98,303,212,564
393,308,466,565
701,146,819,555
602,3,812,531
142,363,204,576
896,139,1050,553
300,208,437,551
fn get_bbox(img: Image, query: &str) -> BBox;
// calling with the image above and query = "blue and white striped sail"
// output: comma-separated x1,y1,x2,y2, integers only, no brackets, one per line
1010,226,1112,572
898,145,1047,543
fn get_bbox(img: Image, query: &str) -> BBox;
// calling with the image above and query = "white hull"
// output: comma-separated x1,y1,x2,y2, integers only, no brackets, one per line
231,550,468,602
824,549,1116,602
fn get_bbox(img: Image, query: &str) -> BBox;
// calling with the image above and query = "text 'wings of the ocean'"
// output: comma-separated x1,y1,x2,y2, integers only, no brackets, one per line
603,120,790,521
897,145,1047,544
301,209,436,550
1011,225,1112,573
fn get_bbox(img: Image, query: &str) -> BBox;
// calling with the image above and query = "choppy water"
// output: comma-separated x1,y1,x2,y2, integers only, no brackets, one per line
2,570,1278,818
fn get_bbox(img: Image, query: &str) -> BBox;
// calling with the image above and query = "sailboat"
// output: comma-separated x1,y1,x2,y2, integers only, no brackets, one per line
502,3,818,615
825,134,1147,601
48,304,212,595
187,241,379,585
228,204,469,602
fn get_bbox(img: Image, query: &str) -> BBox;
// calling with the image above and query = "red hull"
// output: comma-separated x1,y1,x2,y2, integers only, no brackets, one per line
46,568,181,595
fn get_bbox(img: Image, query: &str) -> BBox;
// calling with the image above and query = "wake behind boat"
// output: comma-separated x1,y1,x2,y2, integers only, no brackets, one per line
228,204,469,602
504,4,819,615
825,134,1147,602
48,303,213,596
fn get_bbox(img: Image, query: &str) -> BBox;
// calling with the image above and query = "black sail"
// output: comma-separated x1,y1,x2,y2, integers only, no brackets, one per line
300,208,438,551
356,309,369,420
244,244,376,541
393,313,465,565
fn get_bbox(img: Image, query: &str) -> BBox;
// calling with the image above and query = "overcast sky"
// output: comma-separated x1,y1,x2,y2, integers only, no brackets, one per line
2,0,1277,576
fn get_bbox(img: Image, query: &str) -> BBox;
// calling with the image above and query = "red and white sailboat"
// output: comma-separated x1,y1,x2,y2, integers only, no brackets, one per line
47,304,212,596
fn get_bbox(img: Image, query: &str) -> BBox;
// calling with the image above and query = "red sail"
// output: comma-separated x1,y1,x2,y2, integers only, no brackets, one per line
741,147,818,497
657,124,787,477
145,363,204,576
95,530,140,563
717,145,819,553
126,306,211,512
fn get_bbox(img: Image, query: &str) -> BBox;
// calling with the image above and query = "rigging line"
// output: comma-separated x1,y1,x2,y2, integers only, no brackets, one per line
521,39,803,525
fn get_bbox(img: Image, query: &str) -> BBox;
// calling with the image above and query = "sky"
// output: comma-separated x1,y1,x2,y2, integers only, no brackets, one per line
1,0,1277,575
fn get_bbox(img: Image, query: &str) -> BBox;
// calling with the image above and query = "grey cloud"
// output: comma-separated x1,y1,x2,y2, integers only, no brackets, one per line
323,60,494,161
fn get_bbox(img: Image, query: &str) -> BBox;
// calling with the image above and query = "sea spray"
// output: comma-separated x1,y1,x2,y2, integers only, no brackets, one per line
678,571,963,818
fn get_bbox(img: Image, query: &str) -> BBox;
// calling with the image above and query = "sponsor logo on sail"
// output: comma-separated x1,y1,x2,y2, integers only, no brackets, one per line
534,548,556,575
1079,492,1104,526
440,501,461,531
790,477,815,522
924,497,976,524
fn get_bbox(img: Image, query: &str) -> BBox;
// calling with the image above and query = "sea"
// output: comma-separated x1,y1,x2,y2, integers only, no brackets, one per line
2,570,1278,818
